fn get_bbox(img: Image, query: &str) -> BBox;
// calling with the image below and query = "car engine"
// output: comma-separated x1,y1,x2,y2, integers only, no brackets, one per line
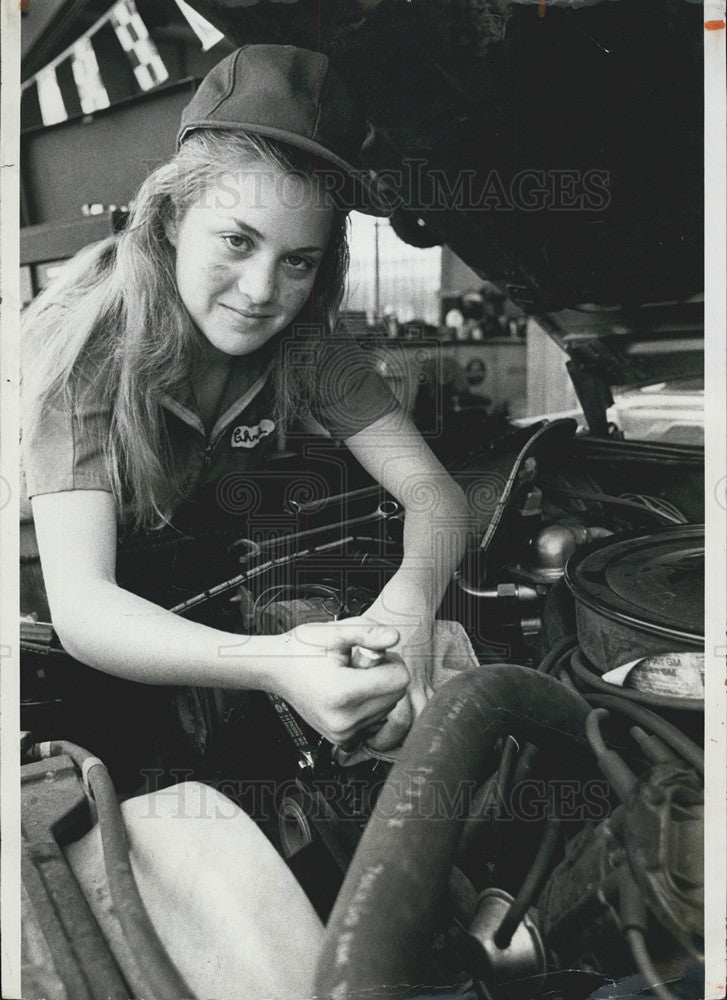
20,417,704,1000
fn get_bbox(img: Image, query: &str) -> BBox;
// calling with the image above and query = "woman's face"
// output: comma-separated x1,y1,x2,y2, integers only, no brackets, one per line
170,162,335,358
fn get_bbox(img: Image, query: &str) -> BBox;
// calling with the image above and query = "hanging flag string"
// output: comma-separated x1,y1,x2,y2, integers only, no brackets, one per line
23,0,224,128
21,0,174,105
21,6,117,93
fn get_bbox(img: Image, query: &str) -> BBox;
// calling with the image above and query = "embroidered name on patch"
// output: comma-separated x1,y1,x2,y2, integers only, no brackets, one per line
230,419,275,449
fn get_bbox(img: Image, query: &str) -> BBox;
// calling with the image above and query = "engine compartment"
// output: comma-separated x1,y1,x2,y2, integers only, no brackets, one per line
20,417,705,999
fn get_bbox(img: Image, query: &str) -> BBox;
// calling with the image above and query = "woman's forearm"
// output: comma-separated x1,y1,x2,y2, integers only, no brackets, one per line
55,579,280,689
372,485,476,620
53,579,410,747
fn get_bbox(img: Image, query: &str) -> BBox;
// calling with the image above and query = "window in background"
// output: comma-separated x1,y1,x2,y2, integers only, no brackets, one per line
345,212,442,327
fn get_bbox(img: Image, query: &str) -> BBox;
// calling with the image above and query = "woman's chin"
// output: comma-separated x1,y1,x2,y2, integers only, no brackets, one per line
201,324,281,359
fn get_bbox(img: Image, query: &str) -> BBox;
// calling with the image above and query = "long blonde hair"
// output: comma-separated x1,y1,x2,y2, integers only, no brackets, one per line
21,130,350,530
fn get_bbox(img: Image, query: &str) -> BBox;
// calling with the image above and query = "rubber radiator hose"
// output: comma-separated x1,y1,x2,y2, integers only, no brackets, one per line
315,664,591,1000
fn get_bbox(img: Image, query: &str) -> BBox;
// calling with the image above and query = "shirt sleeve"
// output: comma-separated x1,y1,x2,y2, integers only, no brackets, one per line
310,339,401,440
22,388,113,498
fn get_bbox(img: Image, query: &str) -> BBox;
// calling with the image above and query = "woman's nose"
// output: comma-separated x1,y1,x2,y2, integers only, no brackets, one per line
237,257,276,305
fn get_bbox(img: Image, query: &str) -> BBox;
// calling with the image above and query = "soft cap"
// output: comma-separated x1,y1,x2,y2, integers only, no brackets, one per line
177,44,389,215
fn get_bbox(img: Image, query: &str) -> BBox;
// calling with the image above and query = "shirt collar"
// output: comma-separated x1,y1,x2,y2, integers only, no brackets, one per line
160,355,276,441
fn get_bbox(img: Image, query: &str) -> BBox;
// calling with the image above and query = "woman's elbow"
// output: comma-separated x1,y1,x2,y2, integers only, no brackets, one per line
52,609,95,664
447,481,477,525
49,580,114,665
446,482,484,545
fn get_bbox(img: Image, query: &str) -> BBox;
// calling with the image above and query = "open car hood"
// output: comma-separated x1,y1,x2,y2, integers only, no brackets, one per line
184,0,703,315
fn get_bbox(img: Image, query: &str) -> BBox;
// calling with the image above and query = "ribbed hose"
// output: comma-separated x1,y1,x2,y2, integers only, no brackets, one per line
314,665,592,1000
35,741,195,1000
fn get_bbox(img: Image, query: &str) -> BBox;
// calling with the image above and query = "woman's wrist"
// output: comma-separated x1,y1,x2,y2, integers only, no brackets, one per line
256,629,301,698
205,629,286,693
368,570,435,624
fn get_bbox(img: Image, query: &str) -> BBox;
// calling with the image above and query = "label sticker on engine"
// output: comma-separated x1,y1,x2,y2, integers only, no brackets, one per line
601,652,704,699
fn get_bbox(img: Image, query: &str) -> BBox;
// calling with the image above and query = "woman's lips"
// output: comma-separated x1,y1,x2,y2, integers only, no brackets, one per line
221,303,273,320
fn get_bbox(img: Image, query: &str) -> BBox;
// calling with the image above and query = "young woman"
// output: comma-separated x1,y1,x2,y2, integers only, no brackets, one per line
21,44,474,756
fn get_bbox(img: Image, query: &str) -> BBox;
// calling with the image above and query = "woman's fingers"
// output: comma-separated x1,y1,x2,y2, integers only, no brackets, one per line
352,690,407,725
275,622,415,745
331,692,408,745
293,622,400,654
341,660,410,703
361,656,435,750
336,704,398,748
365,695,414,751
408,679,431,719
327,662,410,743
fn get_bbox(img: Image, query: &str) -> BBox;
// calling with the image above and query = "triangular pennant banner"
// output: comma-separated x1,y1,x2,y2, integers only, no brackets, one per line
174,0,224,51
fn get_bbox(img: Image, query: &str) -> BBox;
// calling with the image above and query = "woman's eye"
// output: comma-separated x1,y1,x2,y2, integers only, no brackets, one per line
285,255,315,272
223,234,252,251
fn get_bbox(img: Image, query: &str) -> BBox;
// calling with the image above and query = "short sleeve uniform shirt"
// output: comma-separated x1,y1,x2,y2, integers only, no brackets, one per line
22,338,400,519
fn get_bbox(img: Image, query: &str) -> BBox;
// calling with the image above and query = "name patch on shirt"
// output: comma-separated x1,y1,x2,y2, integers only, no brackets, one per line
230,419,275,449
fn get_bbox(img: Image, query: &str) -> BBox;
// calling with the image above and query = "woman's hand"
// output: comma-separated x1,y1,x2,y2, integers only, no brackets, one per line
341,604,436,752
265,622,410,746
